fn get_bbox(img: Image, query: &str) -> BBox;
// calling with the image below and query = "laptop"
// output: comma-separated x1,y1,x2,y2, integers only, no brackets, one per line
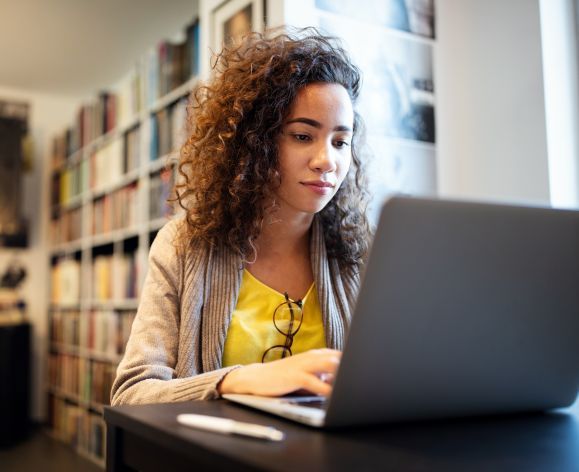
223,196,579,427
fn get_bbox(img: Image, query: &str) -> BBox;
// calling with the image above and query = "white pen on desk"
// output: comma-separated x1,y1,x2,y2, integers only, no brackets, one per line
176,414,285,441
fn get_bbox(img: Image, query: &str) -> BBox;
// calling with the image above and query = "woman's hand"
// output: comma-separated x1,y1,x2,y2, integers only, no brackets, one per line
218,348,341,397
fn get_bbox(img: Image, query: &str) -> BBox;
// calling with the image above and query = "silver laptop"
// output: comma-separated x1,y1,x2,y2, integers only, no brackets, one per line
224,196,579,427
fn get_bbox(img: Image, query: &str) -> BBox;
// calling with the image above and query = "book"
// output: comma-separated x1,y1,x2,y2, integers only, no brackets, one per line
90,137,123,192
92,251,138,301
185,18,200,78
149,168,175,220
51,258,81,306
123,126,140,173
146,46,160,106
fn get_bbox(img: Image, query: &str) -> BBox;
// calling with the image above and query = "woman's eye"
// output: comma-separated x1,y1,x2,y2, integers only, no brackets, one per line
334,140,350,149
292,133,311,142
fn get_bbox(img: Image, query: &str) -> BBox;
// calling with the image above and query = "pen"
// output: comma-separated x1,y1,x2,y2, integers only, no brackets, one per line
176,414,285,441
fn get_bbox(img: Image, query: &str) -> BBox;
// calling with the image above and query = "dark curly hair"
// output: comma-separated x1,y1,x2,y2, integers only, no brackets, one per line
175,27,371,267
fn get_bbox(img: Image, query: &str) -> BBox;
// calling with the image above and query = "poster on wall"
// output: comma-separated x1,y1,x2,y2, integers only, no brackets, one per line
315,0,435,38
318,14,435,143
315,2,436,221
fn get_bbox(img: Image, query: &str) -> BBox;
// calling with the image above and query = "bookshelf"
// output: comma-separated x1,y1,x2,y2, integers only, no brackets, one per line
46,16,199,467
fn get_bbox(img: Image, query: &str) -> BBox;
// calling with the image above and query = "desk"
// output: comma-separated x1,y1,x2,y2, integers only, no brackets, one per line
104,400,579,471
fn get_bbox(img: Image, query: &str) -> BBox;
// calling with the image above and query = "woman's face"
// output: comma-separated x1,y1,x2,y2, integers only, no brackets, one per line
275,83,354,218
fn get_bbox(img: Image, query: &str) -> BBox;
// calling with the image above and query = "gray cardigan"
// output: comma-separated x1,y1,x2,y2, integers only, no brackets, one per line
110,216,360,405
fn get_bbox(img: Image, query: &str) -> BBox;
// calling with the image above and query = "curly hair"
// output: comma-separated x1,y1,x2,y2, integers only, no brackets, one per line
175,27,371,267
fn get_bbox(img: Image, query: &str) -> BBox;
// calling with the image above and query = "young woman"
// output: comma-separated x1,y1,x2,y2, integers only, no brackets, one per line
111,29,371,405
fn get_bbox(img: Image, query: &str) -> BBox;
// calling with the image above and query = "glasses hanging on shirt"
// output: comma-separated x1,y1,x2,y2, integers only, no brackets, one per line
261,292,303,363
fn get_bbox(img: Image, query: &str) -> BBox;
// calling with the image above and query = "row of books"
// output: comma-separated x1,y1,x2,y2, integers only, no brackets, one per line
50,16,199,170
89,137,124,193
50,206,82,246
115,66,144,130
50,310,82,346
51,92,119,165
51,124,142,209
148,18,200,103
49,396,106,460
49,171,174,246
51,252,140,305
150,96,188,161
92,183,139,235
88,361,118,405
51,258,81,306
50,309,136,356
53,104,185,202
79,93,118,149
49,353,81,396
53,159,88,206
93,253,139,301
149,168,175,221
87,310,136,356
48,354,118,408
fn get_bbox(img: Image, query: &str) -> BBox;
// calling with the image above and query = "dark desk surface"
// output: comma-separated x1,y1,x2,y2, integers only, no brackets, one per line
105,399,579,472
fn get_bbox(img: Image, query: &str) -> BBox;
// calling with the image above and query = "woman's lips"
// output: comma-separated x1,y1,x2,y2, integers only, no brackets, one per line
301,181,334,195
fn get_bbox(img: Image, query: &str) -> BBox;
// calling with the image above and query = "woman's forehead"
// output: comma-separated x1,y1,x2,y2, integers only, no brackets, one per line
286,83,354,127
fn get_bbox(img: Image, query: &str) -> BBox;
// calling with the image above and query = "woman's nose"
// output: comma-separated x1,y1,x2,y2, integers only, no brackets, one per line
310,141,336,173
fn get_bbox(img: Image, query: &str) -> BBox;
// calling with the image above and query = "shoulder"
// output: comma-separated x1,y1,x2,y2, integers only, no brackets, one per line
150,217,195,255
150,216,215,271
148,217,192,271
152,217,184,245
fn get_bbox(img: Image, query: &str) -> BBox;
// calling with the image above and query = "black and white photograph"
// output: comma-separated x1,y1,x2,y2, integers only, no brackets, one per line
315,0,435,38
319,13,435,143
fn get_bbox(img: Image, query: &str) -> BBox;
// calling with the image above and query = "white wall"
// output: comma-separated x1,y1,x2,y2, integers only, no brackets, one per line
435,0,550,205
0,86,78,421
539,0,579,208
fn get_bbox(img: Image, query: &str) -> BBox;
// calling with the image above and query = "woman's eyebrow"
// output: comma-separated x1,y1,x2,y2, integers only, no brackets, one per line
285,117,352,132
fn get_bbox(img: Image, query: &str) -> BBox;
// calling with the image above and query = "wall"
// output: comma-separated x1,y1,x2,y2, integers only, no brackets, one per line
435,0,550,205
539,0,579,208
0,85,79,421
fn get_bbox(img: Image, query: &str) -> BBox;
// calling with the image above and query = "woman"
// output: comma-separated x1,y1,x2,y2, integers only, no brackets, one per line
111,28,371,405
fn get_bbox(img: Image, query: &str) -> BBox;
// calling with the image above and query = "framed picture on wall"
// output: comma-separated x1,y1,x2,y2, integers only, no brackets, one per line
315,0,435,38
212,0,265,52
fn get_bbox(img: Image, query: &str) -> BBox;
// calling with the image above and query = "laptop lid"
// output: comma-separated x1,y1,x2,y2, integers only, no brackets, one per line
324,196,579,426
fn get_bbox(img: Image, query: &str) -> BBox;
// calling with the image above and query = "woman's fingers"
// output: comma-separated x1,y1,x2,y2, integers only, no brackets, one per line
299,372,333,396
300,349,341,374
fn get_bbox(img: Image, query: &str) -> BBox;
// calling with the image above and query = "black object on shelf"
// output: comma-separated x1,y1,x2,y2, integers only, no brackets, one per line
0,322,31,447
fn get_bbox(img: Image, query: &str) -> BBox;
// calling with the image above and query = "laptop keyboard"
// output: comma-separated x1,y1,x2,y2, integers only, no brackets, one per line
281,396,328,409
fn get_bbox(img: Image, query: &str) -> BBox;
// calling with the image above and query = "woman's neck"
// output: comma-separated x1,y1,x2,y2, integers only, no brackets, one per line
255,210,313,260
244,208,315,300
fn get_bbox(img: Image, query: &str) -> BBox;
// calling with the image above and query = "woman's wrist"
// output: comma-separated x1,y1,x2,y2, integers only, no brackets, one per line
218,364,258,395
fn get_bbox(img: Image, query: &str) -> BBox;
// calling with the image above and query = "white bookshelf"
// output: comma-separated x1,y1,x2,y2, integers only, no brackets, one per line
46,15,200,467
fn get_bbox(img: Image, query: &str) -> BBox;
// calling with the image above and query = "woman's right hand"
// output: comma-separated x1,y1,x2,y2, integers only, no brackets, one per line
218,348,341,397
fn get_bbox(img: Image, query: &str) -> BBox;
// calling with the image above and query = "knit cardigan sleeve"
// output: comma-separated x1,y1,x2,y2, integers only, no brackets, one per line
110,221,239,406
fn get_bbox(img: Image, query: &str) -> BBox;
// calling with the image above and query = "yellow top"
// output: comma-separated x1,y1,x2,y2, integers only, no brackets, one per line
222,269,326,366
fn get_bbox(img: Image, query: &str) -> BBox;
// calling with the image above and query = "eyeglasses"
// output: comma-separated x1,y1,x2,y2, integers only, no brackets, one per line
261,292,303,363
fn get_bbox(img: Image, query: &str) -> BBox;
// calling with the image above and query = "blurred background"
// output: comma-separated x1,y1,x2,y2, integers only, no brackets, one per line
0,0,576,469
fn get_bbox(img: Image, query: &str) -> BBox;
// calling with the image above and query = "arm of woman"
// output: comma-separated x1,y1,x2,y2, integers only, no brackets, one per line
110,221,240,406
